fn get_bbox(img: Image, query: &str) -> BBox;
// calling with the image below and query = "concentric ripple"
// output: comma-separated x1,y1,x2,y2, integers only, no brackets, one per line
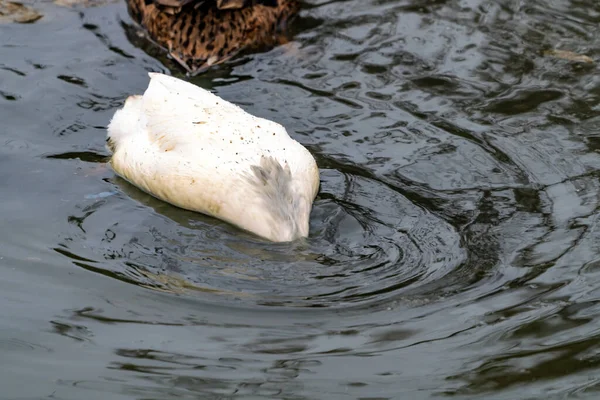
58,163,465,308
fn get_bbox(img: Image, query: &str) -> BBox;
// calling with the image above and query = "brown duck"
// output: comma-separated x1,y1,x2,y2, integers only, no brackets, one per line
126,0,300,75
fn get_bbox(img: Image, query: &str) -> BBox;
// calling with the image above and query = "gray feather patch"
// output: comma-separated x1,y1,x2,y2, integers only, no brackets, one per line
246,156,299,234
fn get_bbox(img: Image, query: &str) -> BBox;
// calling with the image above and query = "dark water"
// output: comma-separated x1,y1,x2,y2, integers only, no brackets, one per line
2,0,600,398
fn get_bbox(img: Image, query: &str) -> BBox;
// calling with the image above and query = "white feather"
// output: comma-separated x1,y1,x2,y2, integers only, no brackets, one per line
107,72,320,242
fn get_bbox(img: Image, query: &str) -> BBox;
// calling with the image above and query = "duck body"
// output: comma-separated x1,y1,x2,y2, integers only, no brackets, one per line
126,0,300,74
107,73,319,242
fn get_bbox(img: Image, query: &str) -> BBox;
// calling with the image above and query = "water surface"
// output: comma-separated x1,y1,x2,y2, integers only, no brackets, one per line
2,0,600,398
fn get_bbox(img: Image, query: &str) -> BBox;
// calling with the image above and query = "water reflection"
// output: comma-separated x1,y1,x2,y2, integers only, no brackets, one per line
2,0,600,398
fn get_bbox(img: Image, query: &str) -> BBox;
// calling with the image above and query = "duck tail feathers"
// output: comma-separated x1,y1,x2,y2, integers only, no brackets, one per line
106,95,143,153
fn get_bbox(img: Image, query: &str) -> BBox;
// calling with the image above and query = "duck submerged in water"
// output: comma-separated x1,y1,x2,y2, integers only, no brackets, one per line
126,0,300,74
107,73,319,242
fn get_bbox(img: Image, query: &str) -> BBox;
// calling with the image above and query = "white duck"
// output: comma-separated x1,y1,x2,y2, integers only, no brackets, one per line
107,73,319,242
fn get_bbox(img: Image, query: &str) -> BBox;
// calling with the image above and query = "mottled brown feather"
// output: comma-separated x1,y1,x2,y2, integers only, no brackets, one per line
126,0,300,75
